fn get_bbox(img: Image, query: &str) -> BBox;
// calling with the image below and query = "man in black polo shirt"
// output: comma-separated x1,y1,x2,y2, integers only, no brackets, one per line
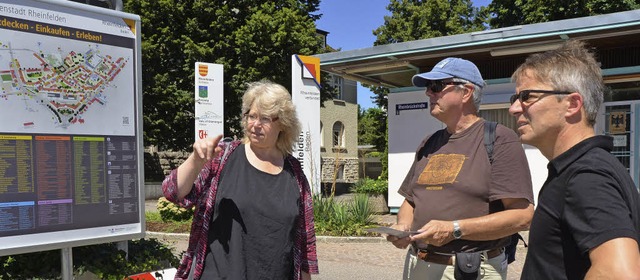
509,40,640,279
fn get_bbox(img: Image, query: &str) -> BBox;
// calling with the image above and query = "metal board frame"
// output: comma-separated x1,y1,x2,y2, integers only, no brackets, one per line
0,0,144,256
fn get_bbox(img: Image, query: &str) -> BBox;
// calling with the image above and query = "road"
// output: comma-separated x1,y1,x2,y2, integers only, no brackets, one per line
145,200,526,279
146,233,527,280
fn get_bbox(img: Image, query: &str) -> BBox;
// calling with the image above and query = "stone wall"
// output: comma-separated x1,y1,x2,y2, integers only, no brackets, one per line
144,149,190,182
321,157,359,184
147,150,361,190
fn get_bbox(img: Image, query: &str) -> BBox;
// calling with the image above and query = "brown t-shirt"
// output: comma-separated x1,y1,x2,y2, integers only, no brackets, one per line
398,119,534,253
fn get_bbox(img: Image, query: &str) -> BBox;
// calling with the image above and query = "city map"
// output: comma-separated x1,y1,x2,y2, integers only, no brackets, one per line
0,37,134,136
0,0,143,254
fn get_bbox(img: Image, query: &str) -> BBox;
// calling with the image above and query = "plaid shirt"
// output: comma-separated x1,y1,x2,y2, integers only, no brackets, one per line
162,140,318,280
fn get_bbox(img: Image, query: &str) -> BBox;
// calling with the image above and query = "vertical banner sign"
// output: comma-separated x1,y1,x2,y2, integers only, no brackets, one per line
194,62,224,141
291,55,321,193
0,0,143,256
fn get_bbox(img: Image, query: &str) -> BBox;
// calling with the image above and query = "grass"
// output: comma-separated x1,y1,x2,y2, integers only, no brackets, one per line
145,211,191,233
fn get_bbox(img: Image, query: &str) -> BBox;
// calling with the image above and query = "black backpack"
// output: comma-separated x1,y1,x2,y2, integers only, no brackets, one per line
484,121,527,264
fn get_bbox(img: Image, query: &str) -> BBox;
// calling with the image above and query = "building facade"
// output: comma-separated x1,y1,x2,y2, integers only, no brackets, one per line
320,75,359,191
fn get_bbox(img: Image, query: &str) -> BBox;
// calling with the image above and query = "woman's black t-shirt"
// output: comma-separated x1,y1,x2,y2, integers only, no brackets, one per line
200,144,300,280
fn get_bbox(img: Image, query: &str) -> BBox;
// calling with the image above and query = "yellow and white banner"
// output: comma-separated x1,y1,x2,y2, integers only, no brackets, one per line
194,62,224,141
291,55,321,193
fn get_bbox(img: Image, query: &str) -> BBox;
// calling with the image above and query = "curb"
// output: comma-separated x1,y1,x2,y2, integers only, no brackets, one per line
316,235,387,243
146,231,189,237
145,231,387,243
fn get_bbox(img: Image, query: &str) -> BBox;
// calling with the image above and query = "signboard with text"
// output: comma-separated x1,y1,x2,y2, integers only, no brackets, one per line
0,0,143,256
194,62,223,141
387,90,442,209
291,55,320,193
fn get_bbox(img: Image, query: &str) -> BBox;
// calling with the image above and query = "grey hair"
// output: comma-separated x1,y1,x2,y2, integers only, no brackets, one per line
511,40,604,126
452,77,484,113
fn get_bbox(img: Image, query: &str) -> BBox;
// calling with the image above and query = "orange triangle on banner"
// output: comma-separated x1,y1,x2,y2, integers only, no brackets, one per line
297,55,320,84
304,63,317,79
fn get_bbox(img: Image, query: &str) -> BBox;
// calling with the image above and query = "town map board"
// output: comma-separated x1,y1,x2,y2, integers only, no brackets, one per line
0,0,143,256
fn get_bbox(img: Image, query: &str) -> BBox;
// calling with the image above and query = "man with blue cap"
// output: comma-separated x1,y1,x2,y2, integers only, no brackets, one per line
386,57,534,280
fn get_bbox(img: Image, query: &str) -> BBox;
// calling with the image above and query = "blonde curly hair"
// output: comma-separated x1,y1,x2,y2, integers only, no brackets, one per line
241,80,301,156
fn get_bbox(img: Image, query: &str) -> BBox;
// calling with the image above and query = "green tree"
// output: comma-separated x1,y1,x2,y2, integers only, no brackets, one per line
374,0,486,44
359,106,387,180
123,0,328,151
369,0,487,109
488,0,640,28
358,107,386,152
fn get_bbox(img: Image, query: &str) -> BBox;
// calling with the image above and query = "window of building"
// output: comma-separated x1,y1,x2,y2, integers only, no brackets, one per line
328,74,344,100
332,121,344,147
336,164,344,180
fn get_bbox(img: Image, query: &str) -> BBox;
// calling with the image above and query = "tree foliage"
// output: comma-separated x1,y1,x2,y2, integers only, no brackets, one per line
373,0,486,45
123,0,327,151
358,107,387,152
358,106,388,180
488,0,640,28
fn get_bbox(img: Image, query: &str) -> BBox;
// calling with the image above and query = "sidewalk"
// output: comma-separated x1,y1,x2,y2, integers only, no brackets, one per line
144,200,526,279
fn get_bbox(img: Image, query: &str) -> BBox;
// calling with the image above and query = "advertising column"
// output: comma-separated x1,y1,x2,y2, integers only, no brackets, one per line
291,55,320,193
194,62,224,141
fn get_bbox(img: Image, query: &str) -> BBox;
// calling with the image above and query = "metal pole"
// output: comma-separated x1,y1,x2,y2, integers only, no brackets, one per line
61,247,73,280
117,240,129,260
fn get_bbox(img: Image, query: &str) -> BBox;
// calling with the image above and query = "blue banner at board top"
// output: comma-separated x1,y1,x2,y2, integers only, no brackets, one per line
396,102,428,115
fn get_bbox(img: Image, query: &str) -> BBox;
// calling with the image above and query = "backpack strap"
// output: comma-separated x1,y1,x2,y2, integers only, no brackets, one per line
418,129,445,160
482,121,528,264
484,121,498,165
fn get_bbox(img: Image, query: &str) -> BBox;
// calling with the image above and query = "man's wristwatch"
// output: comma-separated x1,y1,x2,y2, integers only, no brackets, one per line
452,220,462,239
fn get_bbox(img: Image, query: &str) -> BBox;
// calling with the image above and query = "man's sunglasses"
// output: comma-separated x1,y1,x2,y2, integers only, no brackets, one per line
509,89,572,105
426,81,466,93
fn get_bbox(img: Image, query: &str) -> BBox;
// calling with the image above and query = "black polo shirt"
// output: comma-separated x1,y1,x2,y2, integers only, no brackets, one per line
521,135,640,280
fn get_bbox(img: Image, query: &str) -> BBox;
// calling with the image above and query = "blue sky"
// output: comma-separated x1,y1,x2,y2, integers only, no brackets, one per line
316,0,492,110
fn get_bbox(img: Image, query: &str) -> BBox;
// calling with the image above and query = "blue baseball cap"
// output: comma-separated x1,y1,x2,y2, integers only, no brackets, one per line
412,57,485,88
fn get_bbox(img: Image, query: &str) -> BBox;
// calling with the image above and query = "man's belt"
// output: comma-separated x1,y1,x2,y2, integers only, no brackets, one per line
416,247,503,266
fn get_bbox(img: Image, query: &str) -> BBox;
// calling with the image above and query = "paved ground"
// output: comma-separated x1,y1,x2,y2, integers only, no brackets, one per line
145,200,527,279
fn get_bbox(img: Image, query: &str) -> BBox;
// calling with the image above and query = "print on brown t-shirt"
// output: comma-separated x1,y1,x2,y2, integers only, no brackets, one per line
418,154,466,190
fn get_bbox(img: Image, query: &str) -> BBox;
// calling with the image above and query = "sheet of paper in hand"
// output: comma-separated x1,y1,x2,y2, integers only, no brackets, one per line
364,227,420,238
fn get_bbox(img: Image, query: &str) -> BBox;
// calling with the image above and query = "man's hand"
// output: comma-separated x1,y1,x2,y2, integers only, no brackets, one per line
386,224,412,249
410,220,455,247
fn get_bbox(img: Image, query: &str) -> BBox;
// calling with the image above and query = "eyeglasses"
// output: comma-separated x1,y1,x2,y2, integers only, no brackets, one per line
245,113,278,125
426,81,467,93
509,89,572,105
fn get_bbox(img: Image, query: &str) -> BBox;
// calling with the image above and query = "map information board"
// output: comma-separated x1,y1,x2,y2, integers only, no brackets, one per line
0,0,143,256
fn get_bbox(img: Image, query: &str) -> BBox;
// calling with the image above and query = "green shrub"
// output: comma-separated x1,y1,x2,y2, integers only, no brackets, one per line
350,193,373,225
351,178,388,195
0,239,179,280
312,194,376,236
157,197,194,222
